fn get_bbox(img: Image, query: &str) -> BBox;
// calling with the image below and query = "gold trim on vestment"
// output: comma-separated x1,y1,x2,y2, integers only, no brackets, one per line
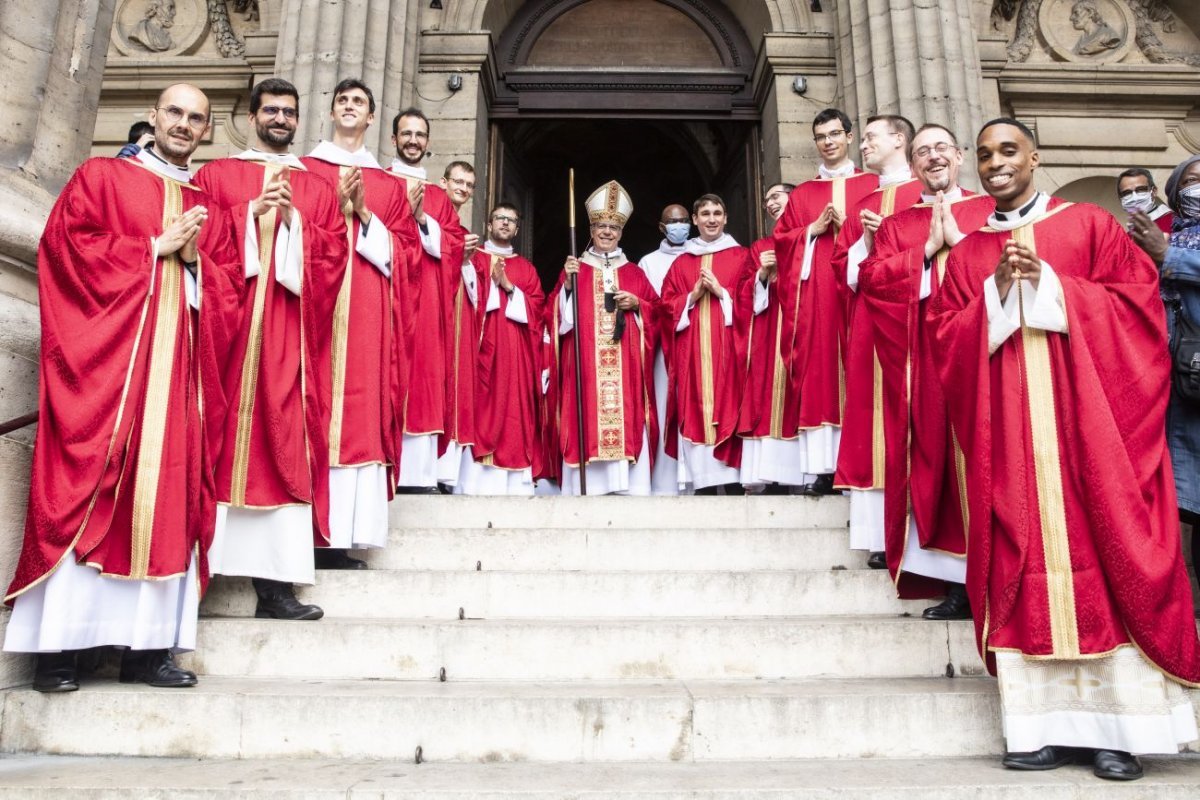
1012,220,1080,659
769,306,787,439
879,185,898,217
832,178,846,218
128,179,186,579
698,255,717,446
230,165,281,506
951,426,969,536
592,265,625,461
871,351,885,488
328,169,356,465
451,266,466,441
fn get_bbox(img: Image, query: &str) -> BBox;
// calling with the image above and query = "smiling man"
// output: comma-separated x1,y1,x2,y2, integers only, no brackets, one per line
929,118,1200,781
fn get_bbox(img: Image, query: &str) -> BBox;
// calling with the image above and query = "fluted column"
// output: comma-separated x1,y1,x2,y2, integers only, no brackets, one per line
834,0,985,155
276,0,420,157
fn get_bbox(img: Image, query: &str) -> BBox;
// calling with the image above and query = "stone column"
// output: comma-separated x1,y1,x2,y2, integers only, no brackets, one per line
275,0,421,158
834,0,985,156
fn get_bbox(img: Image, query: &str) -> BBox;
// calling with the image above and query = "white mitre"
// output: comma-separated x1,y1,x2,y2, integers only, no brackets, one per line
586,180,634,226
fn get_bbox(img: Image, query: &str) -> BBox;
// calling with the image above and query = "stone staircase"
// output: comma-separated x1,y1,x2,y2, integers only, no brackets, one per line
0,494,1198,796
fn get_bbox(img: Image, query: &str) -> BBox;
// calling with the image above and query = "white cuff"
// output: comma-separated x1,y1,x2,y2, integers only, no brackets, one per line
462,263,478,307
846,237,869,292
185,264,200,310
541,368,550,395
800,230,818,281
717,285,733,326
243,206,261,280
486,278,501,312
504,285,528,323
355,216,392,278
419,215,442,259
984,275,1021,355
753,278,770,315
1022,261,1068,335
918,259,933,301
676,295,696,332
558,289,575,335
275,212,303,297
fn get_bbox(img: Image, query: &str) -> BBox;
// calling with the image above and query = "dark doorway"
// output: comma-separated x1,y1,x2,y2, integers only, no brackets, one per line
489,117,763,292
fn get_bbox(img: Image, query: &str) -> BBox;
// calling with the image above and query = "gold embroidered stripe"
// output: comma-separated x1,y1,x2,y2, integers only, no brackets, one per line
770,307,787,439
129,179,186,579
231,165,281,506
698,255,717,446
871,350,885,488
593,267,625,461
832,177,846,216
951,426,969,535
879,185,898,217
328,197,356,464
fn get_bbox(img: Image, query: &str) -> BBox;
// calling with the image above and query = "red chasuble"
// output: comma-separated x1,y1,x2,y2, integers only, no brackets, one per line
661,246,749,466
548,253,659,468
831,179,925,491
472,251,546,470
773,172,878,434
384,176,466,445
193,158,348,543
928,198,1200,684
8,158,243,600
857,192,993,598
301,157,418,489
736,237,790,440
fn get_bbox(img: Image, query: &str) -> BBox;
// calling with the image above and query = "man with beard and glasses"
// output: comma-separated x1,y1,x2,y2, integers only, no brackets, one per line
4,84,243,692
386,109,468,493
929,118,1200,781
830,114,922,569
458,203,546,495
855,123,994,619
194,77,347,622
301,78,419,570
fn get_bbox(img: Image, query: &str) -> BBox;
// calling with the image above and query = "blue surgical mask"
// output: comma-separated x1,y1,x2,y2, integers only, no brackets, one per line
1120,191,1153,214
1180,185,1200,219
664,222,690,245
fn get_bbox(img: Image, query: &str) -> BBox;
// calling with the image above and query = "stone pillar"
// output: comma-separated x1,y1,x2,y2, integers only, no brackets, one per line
275,0,421,158
834,0,985,156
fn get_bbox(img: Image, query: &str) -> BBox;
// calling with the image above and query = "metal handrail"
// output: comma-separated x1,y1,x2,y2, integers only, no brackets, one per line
0,412,38,437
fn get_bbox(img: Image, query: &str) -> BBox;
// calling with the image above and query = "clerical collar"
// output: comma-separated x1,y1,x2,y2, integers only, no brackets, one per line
920,186,965,204
657,239,686,256
308,140,382,169
819,162,857,180
484,240,514,256
1150,203,1172,221
684,233,740,256
989,192,1049,231
879,167,913,188
135,146,191,183
234,149,306,170
390,160,427,180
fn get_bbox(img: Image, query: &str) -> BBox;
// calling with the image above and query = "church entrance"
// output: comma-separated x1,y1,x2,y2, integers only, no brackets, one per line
482,0,764,290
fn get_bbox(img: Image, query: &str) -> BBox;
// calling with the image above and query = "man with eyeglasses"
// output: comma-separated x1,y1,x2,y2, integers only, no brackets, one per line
773,108,879,499
551,181,659,495
1116,167,1173,242
457,204,546,494
4,83,244,692
300,78,420,570
855,123,993,620
386,109,468,494
738,182,809,493
637,203,692,495
195,77,348,622
830,114,922,569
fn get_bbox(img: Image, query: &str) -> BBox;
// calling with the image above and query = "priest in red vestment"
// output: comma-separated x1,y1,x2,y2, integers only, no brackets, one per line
4,84,243,691
302,79,418,568
195,78,347,622
830,115,921,565
386,110,467,491
737,182,810,492
928,118,1200,780
550,180,659,495
856,123,994,618
661,194,748,493
773,108,878,495
458,203,546,494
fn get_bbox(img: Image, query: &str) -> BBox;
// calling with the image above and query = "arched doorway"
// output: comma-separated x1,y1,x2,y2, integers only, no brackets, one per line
484,0,764,289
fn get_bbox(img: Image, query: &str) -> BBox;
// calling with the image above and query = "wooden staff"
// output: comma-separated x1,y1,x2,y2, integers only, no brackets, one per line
568,169,588,495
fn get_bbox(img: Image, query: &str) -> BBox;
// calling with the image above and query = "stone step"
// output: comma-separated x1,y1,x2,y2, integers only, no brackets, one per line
3,754,1200,798
200,569,929,619
360,526,862,572
181,615,985,682
389,494,849,531
0,676,1011,760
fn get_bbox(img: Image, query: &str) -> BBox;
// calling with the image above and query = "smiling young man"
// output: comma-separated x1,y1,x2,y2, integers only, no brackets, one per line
929,118,1200,781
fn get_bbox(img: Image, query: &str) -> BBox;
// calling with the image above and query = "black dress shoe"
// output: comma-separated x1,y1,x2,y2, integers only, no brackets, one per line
1093,749,1143,781
252,578,324,620
314,549,367,570
32,652,79,693
802,474,839,496
923,582,972,620
866,551,887,570
1001,745,1079,770
119,649,197,688
396,486,439,495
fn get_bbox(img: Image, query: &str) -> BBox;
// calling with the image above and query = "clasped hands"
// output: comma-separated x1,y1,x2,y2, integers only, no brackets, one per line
251,166,294,227
923,191,966,260
994,239,1041,302
689,264,725,304
562,256,638,310
159,205,208,265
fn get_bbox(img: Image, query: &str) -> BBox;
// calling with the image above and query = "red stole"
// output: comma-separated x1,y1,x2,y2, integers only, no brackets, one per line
736,237,790,440
929,198,1200,684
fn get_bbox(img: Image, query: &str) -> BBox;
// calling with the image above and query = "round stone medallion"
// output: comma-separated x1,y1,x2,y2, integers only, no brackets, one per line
1038,0,1137,65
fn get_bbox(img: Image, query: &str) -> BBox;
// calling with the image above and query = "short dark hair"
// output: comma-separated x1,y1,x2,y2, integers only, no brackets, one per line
867,114,916,148
907,123,958,161
812,108,853,135
764,182,794,198
693,193,726,214
330,78,375,114
1117,167,1155,189
978,117,1037,147
250,78,299,115
392,107,429,137
491,202,520,221
443,160,475,179
128,121,153,144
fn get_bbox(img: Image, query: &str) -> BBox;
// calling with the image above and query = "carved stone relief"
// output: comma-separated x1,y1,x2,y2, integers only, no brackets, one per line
112,0,207,57
1039,0,1134,63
